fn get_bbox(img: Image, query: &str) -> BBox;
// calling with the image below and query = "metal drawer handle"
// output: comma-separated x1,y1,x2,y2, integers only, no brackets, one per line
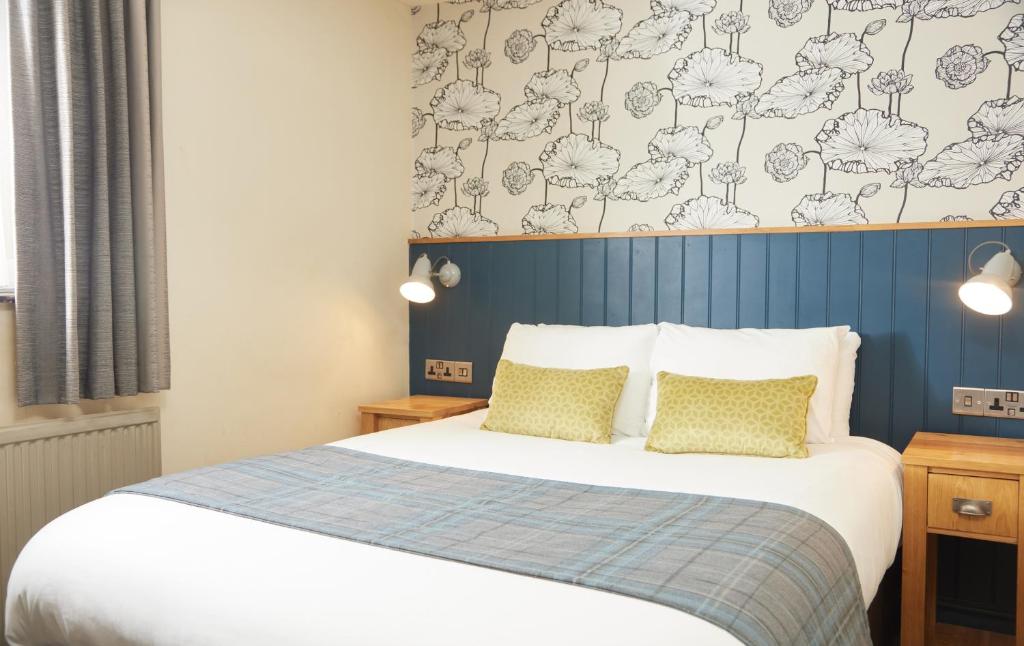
952,497,992,517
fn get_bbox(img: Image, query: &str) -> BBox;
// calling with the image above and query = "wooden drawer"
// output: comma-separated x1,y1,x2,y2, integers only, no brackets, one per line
927,472,1018,540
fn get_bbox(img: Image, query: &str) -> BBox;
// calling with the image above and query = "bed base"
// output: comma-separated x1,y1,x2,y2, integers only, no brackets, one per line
868,550,900,646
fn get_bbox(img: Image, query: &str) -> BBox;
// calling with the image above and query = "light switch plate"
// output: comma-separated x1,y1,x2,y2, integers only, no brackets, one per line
952,387,987,417
451,361,473,384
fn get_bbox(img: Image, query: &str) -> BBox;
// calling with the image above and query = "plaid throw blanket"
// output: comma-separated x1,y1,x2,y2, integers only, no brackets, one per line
114,446,869,646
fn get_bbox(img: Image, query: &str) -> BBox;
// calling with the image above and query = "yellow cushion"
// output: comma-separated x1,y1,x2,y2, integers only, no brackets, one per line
645,372,818,458
481,359,629,444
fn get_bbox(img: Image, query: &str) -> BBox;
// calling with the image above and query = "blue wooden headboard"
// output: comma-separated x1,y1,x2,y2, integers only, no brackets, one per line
411,224,1024,452
410,222,1024,631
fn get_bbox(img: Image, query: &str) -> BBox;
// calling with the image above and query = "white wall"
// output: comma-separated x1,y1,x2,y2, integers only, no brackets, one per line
0,0,412,474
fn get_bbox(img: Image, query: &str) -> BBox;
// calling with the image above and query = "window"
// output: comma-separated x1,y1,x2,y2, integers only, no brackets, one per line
0,1,12,298
0,166,12,294
0,205,11,296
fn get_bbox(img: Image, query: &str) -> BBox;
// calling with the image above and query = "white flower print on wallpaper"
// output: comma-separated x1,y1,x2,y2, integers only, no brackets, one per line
410,0,1024,236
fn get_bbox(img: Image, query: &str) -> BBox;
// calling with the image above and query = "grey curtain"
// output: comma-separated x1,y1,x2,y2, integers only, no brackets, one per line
10,0,169,406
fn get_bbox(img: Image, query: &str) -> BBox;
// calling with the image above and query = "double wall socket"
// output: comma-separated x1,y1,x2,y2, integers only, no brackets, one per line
425,359,473,384
952,387,1024,420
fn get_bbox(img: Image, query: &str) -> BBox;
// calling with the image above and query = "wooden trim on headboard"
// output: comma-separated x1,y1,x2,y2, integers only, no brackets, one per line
410,219,1024,245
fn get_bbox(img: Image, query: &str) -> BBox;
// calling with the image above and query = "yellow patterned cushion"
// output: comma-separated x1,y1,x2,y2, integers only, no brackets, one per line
645,372,818,458
481,360,629,444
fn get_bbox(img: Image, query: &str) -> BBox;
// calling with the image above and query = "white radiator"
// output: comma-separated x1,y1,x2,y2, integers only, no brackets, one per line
0,408,161,641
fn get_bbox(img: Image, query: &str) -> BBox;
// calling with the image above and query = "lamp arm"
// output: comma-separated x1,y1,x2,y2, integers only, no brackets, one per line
967,241,1012,275
429,256,453,275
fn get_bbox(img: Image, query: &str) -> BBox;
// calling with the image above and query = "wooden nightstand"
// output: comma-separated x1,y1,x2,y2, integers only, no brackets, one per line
901,432,1024,646
358,395,488,435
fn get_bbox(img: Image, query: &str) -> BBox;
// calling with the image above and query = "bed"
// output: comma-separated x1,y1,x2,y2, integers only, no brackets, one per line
5,408,902,646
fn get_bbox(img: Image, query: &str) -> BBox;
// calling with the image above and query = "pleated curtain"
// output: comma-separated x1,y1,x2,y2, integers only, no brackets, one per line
10,0,169,406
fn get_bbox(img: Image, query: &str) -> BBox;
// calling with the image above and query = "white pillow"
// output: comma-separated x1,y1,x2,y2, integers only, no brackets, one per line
831,330,861,439
647,324,844,444
496,323,658,437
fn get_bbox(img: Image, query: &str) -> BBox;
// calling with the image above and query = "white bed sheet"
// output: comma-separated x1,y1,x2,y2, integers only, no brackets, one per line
5,410,903,646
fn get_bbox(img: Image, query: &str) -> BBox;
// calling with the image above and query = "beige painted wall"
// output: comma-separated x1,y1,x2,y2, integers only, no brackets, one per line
0,0,412,474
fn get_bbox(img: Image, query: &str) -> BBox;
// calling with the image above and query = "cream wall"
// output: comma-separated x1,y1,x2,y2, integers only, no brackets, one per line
0,0,412,474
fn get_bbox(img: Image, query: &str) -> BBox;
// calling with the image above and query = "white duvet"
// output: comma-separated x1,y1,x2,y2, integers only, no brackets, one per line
5,410,903,646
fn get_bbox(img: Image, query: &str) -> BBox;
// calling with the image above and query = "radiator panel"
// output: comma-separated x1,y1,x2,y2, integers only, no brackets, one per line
0,409,161,641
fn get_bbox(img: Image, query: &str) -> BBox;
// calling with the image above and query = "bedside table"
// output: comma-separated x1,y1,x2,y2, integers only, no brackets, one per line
901,432,1024,646
358,395,488,435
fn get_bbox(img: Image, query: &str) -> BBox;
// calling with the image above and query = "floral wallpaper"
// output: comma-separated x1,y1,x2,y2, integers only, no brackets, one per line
410,0,1024,237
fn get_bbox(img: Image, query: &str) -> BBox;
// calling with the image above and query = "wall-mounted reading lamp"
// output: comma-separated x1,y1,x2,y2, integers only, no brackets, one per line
959,241,1022,316
400,253,461,303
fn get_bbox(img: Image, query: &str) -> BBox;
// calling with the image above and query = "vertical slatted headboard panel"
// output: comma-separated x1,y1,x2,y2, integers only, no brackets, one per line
0,408,161,641
410,225,1024,450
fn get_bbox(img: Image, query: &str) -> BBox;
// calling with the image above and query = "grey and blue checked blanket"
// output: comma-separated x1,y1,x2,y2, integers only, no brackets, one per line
114,446,870,646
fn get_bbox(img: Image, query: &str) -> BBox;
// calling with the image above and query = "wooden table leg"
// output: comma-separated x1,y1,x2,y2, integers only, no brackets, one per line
926,534,937,644
360,412,376,435
902,465,929,646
